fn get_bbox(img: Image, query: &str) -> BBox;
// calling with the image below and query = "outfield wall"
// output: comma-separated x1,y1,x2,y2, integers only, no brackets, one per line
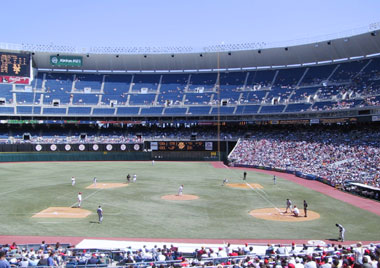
0,151,225,162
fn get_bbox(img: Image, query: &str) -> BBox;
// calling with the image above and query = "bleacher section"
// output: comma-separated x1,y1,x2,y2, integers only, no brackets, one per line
74,74,103,91
0,57,379,117
132,74,160,92
188,73,217,91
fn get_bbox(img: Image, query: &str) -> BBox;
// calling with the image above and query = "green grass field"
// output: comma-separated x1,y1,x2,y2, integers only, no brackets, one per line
0,161,379,241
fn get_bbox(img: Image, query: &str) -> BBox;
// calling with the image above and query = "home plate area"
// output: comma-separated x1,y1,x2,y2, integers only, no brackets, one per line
32,207,91,218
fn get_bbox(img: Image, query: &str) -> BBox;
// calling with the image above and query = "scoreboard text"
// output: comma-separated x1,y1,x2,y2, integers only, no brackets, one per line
0,52,30,77
154,141,213,151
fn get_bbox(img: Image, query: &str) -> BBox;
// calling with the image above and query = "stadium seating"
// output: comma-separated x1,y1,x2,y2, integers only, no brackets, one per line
0,57,379,117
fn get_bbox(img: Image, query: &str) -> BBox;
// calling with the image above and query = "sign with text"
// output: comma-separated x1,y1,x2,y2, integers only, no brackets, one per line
50,55,82,67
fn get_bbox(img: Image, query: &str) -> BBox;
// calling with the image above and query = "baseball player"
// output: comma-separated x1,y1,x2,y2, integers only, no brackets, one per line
126,174,131,183
336,223,345,242
273,175,276,185
77,192,82,208
293,205,299,217
97,206,103,224
71,176,76,186
178,185,184,196
222,178,229,186
303,200,308,217
133,174,137,183
243,171,247,180
93,177,97,186
285,198,292,213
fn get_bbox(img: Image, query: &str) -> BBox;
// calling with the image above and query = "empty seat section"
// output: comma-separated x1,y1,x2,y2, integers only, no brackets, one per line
132,74,160,92
274,68,304,87
103,74,132,105
16,92,42,104
43,108,67,115
44,73,73,104
188,73,216,91
219,72,246,91
16,106,41,114
164,107,187,115
235,105,260,114
285,103,312,112
33,72,44,89
260,105,285,113
116,107,140,115
0,84,13,103
140,107,164,115
246,70,276,89
68,107,92,115
240,90,267,104
92,108,115,115
210,106,235,114
129,94,156,105
220,91,241,104
72,93,99,105
75,74,103,91
184,93,213,105
330,60,368,83
188,106,211,115
301,64,336,86
158,74,188,105
0,107,14,114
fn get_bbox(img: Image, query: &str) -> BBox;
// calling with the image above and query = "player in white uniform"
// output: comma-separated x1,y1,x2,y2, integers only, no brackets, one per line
133,174,137,183
77,192,82,208
93,177,97,186
178,185,184,196
71,176,76,186
285,198,292,213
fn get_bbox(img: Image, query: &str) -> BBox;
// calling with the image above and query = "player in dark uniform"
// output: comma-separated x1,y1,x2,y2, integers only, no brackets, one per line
303,200,308,217
336,223,345,242
97,206,103,224
243,171,247,180
126,174,131,183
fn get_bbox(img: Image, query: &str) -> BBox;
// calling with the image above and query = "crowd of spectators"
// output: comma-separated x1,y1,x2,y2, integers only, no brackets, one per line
1,240,379,268
228,125,380,189
0,241,108,267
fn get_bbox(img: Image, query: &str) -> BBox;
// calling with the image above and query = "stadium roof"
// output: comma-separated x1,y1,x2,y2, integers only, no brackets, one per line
1,28,380,72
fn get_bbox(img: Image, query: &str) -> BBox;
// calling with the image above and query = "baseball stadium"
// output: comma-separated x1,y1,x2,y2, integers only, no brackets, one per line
0,2,380,268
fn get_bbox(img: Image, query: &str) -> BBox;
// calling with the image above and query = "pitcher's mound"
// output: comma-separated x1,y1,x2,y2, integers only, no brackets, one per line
227,183,263,189
249,207,320,222
86,183,128,189
161,194,199,201
33,207,91,218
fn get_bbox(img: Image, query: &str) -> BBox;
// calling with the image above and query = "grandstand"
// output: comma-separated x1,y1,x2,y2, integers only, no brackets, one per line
0,22,380,268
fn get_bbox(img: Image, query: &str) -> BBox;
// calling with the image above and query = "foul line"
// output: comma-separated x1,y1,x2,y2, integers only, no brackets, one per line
70,188,103,208
245,182,282,213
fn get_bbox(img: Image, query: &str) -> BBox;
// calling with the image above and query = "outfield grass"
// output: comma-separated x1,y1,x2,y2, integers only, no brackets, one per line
0,161,378,240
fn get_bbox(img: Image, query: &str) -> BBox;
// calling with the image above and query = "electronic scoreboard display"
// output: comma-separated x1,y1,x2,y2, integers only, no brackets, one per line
0,52,30,77
155,141,214,151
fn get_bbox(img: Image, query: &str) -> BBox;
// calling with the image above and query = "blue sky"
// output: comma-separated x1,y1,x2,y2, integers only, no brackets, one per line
2,0,380,48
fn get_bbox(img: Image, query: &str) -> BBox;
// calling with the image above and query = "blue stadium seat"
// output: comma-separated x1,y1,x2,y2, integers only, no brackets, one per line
260,105,285,113
68,107,92,115
116,107,140,115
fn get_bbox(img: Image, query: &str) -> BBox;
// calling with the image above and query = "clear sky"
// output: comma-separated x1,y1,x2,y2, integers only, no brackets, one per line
2,0,380,48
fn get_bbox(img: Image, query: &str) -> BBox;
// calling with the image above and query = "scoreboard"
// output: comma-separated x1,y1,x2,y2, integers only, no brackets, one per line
0,51,30,77
151,141,214,151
